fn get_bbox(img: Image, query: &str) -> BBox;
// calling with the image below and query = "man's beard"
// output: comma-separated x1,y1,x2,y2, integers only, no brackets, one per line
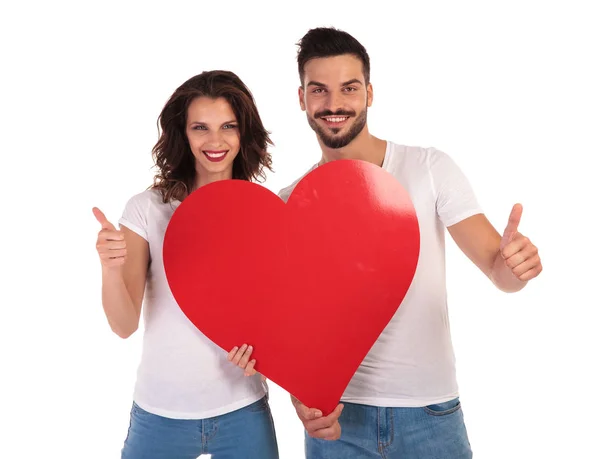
307,107,367,149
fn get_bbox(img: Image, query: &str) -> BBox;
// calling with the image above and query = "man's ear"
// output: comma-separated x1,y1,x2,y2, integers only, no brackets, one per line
367,83,373,108
298,86,306,111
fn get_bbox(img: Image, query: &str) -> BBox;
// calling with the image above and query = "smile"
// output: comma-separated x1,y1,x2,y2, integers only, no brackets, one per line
203,150,228,162
321,116,349,123
321,116,350,129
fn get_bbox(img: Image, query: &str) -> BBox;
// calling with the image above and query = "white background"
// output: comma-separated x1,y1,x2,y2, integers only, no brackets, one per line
1,1,598,458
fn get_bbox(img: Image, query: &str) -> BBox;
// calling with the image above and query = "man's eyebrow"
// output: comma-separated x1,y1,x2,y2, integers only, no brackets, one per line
341,79,363,86
306,79,363,88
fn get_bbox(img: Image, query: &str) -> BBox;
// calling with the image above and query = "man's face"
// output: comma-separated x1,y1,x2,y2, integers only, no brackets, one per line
299,54,373,149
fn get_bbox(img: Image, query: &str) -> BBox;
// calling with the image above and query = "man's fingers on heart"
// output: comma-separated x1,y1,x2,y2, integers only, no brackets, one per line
310,426,340,440
297,406,320,421
291,396,322,421
306,404,344,429
306,415,337,432
322,426,341,441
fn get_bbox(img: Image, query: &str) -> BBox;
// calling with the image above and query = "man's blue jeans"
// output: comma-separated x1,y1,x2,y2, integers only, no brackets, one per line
306,397,472,458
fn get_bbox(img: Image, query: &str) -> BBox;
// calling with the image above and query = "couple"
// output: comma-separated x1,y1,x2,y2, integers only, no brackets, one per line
94,27,543,459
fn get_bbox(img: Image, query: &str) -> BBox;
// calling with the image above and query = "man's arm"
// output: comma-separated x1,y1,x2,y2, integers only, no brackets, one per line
447,203,542,292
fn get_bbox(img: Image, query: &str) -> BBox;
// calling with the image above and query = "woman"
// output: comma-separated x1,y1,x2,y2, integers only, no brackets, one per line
93,70,279,459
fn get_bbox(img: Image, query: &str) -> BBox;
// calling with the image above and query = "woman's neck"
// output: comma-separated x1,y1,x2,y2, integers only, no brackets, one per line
193,167,232,191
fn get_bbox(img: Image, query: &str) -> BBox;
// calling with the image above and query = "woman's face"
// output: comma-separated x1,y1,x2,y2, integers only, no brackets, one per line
186,96,241,181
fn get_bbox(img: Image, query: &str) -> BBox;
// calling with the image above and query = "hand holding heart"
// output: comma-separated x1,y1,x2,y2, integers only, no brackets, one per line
228,344,266,382
291,395,343,441
499,204,542,281
227,347,343,440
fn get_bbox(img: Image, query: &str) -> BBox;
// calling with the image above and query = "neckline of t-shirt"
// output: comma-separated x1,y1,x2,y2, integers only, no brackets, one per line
381,140,392,171
313,139,392,171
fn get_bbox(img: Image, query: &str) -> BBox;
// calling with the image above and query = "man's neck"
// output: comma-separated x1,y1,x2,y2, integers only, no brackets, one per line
318,129,387,167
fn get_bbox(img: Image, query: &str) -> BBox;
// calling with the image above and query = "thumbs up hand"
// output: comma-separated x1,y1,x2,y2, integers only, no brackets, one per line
93,207,127,269
499,204,542,282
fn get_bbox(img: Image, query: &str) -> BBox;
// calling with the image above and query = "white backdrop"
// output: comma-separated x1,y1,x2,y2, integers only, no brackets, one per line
1,1,598,458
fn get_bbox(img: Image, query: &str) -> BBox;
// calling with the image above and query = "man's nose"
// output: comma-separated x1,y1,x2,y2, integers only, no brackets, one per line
325,91,345,113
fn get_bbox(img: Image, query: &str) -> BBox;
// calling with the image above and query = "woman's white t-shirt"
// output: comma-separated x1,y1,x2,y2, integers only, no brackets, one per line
119,189,266,420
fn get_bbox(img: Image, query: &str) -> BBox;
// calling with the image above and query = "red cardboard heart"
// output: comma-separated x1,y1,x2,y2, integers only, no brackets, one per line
163,160,419,415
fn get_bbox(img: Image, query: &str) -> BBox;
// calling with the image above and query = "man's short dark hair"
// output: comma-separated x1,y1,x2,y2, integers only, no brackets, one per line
296,27,371,86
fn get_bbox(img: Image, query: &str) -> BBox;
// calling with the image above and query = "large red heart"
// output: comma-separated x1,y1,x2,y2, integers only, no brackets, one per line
163,160,420,415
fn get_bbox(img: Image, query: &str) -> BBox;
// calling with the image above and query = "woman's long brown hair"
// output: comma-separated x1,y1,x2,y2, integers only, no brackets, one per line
151,70,273,203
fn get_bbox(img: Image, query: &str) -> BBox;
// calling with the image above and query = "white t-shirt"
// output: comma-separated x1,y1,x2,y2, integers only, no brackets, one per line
278,141,482,407
118,189,266,419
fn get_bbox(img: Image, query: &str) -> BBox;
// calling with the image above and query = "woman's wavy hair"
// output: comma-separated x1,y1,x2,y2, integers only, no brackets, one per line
151,70,273,203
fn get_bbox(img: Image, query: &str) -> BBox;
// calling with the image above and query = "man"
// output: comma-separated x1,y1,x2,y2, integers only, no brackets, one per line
279,27,542,458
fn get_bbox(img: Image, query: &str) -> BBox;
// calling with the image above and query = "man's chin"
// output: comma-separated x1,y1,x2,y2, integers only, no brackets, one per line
320,125,347,142
308,115,362,149
318,133,354,149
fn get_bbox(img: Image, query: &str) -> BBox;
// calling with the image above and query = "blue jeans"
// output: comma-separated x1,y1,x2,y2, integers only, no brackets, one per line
306,398,472,458
121,396,279,459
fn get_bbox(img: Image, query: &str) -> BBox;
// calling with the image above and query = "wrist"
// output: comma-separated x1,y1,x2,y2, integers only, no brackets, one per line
491,252,527,293
102,265,124,279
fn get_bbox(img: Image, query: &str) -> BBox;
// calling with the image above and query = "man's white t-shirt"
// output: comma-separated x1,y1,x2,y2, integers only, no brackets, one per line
278,141,483,407
118,189,266,419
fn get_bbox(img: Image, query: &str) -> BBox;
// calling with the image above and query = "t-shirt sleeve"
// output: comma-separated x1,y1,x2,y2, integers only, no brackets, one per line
118,191,150,241
427,148,483,227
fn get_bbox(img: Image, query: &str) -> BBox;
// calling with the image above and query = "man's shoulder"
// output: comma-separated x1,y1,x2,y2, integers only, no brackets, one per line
386,140,439,159
384,141,455,170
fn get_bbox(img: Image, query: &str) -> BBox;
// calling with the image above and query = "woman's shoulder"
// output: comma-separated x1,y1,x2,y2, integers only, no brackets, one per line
124,187,168,207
